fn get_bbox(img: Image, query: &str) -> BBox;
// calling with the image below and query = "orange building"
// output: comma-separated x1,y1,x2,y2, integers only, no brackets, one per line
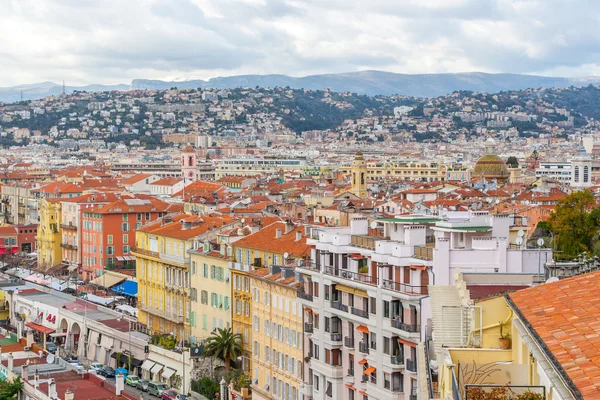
80,198,180,280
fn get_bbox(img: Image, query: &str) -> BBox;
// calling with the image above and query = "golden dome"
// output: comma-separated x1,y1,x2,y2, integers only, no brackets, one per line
473,154,509,179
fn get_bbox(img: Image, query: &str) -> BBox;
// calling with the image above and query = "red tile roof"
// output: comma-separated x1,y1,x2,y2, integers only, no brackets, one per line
508,271,600,398
233,221,309,258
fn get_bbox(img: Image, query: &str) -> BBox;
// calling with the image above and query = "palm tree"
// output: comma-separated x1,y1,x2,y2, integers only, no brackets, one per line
204,327,243,373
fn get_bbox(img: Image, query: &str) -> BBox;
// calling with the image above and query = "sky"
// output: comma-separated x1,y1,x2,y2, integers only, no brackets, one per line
2,0,600,87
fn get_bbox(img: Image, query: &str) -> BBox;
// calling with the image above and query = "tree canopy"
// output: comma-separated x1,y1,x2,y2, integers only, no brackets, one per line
548,190,600,259
204,327,243,373
506,156,519,168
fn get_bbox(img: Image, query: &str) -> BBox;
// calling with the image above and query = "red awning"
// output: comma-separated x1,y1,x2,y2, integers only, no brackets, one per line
350,254,364,259
359,390,368,397
51,315,56,323
25,322,55,335
0,248,6,255
356,325,369,334
397,338,417,347
10,247,18,254
410,265,427,271
364,366,376,375
46,314,51,321
358,359,368,365
38,312,43,319
345,384,355,390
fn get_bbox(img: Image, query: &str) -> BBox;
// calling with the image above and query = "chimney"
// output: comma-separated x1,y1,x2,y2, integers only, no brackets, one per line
296,230,302,241
65,390,75,400
285,221,295,234
7,353,13,371
21,364,28,383
275,228,282,239
48,378,57,398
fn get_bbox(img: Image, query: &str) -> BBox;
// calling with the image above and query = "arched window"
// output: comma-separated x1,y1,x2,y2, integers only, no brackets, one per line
361,172,365,185
188,156,194,166
584,166,589,183
574,166,580,182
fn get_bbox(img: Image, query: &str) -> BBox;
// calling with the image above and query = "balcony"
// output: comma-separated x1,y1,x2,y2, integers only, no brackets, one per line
351,307,369,319
406,359,417,372
60,243,77,250
358,341,369,354
131,246,160,259
324,266,378,285
347,368,354,377
331,301,348,312
304,262,321,272
344,336,354,348
299,384,312,396
298,289,313,302
390,355,404,366
351,235,388,250
329,333,342,343
140,303,184,324
382,280,428,296
60,223,77,231
391,319,420,333
414,246,433,261
305,323,314,334
160,252,190,265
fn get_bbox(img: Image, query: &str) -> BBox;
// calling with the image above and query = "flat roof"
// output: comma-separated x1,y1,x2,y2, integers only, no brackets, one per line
434,226,492,232
378,217,440,223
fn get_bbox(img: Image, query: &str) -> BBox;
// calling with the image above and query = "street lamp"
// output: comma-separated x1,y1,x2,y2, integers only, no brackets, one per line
236,355,251,373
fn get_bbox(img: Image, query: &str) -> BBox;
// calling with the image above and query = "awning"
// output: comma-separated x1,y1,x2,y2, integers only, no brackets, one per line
397,338,417,347
356,325,369,334
364,366,376,375
162,367,177,379
359,390,368,397
111,352,118,359
131,358,143,367
116,256,125,261
345,384,355,390
141,360,155,371
89,274,125,289
110,280,138,297
49,332,67,337
151,363,164,375
335,284,368,298
358,359,368,365
25,322,55,335
410,265,427,270
67,265,78,272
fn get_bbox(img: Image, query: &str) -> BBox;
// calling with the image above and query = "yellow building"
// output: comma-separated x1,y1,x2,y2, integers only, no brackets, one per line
350,151,368,199
248,266,303,400
231,267,252,373
189,242,232,342
36,198,62,272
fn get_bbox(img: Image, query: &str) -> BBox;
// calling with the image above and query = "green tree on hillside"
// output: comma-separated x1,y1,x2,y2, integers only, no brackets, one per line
548,190,600,258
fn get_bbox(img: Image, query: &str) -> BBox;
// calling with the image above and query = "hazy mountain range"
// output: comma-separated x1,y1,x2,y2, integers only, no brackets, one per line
3,71,600,102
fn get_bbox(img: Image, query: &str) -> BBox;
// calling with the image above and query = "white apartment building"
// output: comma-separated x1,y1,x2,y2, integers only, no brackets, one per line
297,212,550,400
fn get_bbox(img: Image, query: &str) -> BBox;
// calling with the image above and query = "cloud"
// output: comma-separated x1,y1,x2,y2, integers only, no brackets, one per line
1,0,600,86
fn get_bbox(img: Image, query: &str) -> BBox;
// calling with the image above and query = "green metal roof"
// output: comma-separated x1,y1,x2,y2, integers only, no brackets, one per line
436,226,492,231
378,217,440,223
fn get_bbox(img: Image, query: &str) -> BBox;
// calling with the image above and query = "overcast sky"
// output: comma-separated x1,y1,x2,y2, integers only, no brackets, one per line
2,0,600,86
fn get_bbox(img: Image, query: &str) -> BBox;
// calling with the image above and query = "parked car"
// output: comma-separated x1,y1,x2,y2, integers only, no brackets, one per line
45,343,57,354
125,375,139,387
115,367,128,377
148,381,169,397
136,379,150,392
98,366,115,378
162,390,187,400
88,363,103,373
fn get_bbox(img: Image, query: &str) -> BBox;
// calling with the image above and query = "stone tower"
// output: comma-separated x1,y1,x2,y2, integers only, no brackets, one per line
181,145,197,181
350,152,368,199
570,141,592,190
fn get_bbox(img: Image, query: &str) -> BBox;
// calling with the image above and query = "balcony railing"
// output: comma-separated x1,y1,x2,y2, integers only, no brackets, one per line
347,368,354,376
323,266,378,285
304,262,321,272
298,289,313,302
390,354,404,365
414,246,433,261
382,279,428,295
329,333,342,342
351,235,385,250
344,337,354,348
406,359,417,372
391,319,420,333
60,243,77,250
304,323,314,333
140,303,184,324
131,246,160,259
358,341,369,354
60,223,77,230
351,307,369,318
331,301,348,312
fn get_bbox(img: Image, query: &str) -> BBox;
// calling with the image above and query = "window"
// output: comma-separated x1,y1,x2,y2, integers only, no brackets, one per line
137,213,142,221
370,297,377,315
123,246,130,254
106,246,114,255
122,222,130,232
123,234,128,244
107,235,113,245
123,214,128,221
203,264,208,278
384,301,390,318
314,375,319,391
383,337,390,355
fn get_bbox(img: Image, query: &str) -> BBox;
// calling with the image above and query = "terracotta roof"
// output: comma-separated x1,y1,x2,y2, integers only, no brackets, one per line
233,221,309,258
152,177,184,186
508,271,600,398
122,173,153,185
138,213,236,240
0,225,18,236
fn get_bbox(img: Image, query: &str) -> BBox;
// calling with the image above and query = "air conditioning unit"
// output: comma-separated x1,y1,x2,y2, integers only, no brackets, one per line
341,272,349,278
24,346,31,351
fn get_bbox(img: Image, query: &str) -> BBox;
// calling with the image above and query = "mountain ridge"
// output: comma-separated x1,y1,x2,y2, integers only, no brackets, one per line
3,71,600,102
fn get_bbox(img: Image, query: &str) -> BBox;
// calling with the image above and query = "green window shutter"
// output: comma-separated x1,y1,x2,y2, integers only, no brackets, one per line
202,314,207,330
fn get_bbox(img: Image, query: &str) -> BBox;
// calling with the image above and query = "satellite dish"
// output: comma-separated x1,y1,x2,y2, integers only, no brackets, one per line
283,252,289,260
537,238,544,247
46,354,55,364
296,259,303,267
517,230,525,238
370,221,378,229
516,237,523,246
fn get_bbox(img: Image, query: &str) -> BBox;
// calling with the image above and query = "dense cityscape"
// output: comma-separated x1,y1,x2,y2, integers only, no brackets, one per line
0,79,597,400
